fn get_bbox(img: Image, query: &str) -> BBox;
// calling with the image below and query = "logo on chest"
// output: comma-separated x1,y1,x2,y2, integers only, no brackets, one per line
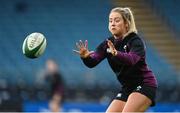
123,45,128,52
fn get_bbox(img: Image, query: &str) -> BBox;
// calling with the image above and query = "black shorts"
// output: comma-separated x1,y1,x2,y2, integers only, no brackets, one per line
115,84,157,106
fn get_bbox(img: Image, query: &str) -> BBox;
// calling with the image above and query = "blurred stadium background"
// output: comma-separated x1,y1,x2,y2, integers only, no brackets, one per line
0,0,180,112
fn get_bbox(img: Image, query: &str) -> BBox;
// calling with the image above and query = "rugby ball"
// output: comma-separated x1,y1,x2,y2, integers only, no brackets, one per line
22,32,47,58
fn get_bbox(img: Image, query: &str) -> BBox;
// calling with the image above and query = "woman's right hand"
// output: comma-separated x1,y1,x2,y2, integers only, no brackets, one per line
73,40,94,58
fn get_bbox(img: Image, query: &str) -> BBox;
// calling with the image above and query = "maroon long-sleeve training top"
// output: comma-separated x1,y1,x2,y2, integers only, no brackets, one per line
81,33,157,88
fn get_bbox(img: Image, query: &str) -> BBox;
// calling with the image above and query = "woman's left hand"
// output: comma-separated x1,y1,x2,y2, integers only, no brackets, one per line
107,39,118,56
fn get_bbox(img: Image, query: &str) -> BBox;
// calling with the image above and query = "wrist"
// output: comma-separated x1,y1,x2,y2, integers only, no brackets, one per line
112,50,118,56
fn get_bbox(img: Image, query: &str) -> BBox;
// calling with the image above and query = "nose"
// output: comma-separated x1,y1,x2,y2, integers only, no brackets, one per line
111,21,115,26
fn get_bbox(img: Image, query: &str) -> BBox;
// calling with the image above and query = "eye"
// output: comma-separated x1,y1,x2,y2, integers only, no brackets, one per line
115,19,121,23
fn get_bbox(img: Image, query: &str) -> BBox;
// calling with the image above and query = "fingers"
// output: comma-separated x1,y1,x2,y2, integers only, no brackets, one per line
73,49,80,54
106,39,114,48
76,42,81,49
106,39,117,56
75,40,88,49
74,40,89,58
79,40,84,48
85,40,88,49
75,40,84,50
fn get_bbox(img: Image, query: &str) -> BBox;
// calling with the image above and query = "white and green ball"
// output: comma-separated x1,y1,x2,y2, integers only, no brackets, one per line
22,32,47,58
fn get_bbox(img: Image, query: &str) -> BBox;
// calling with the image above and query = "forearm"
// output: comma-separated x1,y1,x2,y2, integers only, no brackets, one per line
81,52,104,68
113,51,141,66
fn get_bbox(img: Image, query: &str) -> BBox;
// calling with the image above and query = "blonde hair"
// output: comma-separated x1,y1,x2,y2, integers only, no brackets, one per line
110,7,137,37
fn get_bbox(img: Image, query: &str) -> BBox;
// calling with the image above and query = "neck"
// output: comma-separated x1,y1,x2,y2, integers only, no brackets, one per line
114,30,128,40
114,35,122,39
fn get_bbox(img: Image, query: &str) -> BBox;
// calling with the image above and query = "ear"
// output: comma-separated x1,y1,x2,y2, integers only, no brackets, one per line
125,22,129,28
125,21,129,30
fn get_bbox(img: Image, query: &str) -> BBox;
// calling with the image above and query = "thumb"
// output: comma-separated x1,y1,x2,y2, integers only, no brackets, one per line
84,51,94,58
89,51,94,55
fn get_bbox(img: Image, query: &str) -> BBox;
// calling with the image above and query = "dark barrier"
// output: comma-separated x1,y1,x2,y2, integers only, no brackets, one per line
0,100,22,112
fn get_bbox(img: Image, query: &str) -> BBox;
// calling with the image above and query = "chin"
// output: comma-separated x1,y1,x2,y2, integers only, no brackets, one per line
112,32,119,36
111,31,116,35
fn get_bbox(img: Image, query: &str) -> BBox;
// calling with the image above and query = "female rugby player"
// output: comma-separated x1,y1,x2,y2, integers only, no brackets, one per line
74,7,157,112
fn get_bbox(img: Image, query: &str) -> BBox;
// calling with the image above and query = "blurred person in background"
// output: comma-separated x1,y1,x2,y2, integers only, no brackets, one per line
74,7,157,112
45,59,65,112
